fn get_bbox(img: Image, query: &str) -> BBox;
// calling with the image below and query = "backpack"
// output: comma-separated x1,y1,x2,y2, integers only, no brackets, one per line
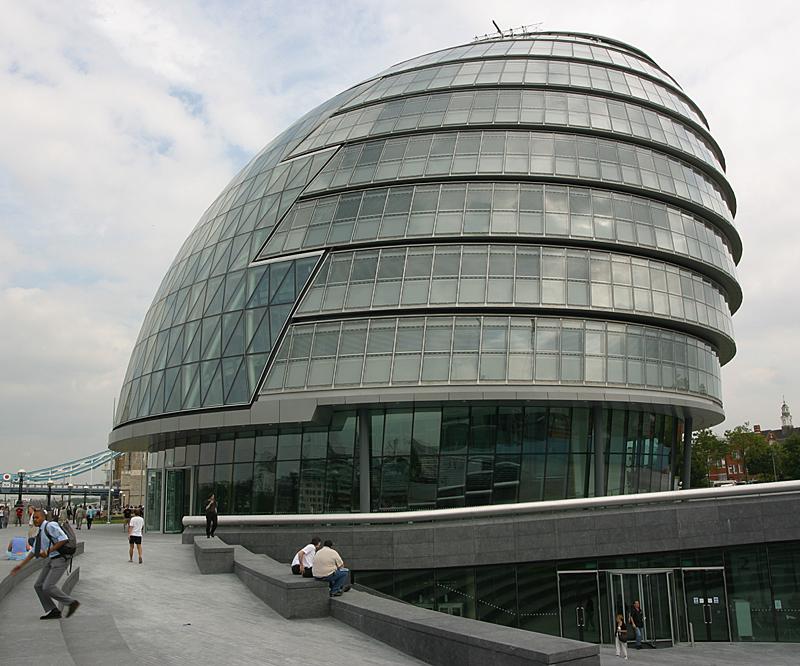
44,520,77,557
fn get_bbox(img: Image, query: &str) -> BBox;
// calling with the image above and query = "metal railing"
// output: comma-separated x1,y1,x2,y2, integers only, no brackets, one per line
183,479,800,528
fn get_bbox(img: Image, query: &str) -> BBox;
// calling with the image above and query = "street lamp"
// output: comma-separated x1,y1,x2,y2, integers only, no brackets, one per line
67,482,74,509
46,479,53,510
83,485,88,505
16,469,25,506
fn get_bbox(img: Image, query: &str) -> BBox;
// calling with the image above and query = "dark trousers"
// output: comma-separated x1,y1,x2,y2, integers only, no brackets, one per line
205,512,218,537
34,557,75,613
291,564,314,577
86,517,93,529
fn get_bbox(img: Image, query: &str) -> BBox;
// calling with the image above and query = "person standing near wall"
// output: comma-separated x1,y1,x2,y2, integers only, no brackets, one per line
204,494,218,538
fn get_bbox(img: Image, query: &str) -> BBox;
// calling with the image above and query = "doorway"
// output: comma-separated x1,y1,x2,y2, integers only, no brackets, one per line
164,468,191,534
558,571,602,643
681,567,731,642
607,570,676,647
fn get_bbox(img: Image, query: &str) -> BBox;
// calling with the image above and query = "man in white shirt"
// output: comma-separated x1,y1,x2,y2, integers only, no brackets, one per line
128,508,145,564
291,537,321,577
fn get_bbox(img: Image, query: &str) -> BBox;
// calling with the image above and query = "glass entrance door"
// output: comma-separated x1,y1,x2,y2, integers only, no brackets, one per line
682,568,731,641
164,468,190,533
607,570,675,647
558,572,601,643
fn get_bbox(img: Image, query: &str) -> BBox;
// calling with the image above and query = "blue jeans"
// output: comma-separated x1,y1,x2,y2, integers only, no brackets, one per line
634,626,642,647
316,568,349,594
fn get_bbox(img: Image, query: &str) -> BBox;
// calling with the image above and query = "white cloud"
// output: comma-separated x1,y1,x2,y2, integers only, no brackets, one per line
0,0,798,473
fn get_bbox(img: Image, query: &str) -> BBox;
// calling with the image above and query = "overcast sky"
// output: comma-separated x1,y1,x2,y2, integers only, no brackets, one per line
1,0,798,475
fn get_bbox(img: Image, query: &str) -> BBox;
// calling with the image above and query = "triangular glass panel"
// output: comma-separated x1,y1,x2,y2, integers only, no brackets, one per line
183,320,201,363
201,315,222,360
286,160,312,189
235,201,260,235
194,246,216,283
164,366,182,413
265,165,290,195
137,375,152,418
246,353,269,395
125,379,140,421
201,360,223,406
225,358,249,403
218,207,244,242
209,239,233,277
270,263,296,305
187,281,207,320
268,262,292,303
249,227,270,261
166,325,185,368
140,336,158,375
153,330,171,371
276,187,302,220
245,308,270,354
223,269,246,311
227,234,251,272
223,313,245,358
172,287,191,325
221,311,243,355
257,193,280,222
182,251,202,286
245,266,270,308
221,356,243,400
203,275,225,316
181,363,200,409
232,177,257,208
149,370,165,414
269,304,293,346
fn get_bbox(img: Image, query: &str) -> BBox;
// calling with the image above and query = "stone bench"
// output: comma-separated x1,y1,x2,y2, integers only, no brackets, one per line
231,545,330,619
331,587,600,666
193,536,235,574
192,537,329,618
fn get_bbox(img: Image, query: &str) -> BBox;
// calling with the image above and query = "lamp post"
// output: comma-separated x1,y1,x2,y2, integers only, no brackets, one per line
83,485,88,506
16,469,25,506
67,482,74,509
46,479,53,511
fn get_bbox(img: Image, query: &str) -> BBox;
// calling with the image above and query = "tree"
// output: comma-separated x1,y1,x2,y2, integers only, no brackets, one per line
779,433,800,481
725,424,771,481
691,429,727,488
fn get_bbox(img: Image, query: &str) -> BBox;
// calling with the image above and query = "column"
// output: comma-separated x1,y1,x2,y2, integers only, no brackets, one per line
358,408,371,512
681,416,693,490
592,405,606,497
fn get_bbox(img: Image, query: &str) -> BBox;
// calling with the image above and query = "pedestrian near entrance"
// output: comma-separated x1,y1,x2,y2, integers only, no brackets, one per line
628,600,644,649
128,508,144,564
10,508,80,620
615,613,628,659
205,494,218,538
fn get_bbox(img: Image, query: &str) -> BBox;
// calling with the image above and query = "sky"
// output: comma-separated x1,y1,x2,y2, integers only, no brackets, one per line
1,0,798,475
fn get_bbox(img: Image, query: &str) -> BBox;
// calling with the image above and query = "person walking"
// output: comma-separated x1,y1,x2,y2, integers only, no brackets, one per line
628,600,645,649
123,505,132,533
74,505,85,530
10,508,80,619
86,506,94,530
0,505,8,529
15,505,23,526
204,494,218,538
615,612,628,660
128,508,144,564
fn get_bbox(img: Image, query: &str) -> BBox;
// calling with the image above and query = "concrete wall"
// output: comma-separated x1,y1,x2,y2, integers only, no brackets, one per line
182,493,800,570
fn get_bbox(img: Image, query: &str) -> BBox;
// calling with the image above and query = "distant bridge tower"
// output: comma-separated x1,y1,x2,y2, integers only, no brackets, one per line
781,397,793,435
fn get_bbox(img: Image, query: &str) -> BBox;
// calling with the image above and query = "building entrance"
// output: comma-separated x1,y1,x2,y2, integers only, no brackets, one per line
681,567,731,642
558,566,733,645
164,468,191,534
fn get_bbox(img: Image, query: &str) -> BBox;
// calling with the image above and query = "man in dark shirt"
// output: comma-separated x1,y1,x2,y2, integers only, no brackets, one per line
628,599,644,649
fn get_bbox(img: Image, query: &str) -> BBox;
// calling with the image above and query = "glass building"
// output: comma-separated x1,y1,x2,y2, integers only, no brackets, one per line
109,30,740,536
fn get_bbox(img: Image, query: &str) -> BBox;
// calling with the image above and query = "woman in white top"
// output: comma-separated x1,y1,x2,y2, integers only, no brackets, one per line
128,508,145,564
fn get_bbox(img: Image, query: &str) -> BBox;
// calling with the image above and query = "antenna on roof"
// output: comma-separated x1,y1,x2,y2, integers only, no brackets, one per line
492,20,503,36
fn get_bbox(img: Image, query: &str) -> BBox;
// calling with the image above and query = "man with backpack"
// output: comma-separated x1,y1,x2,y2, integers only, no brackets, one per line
9,508,80,619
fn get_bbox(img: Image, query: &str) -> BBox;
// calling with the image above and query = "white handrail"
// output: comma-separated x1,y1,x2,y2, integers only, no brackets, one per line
182,480,800,527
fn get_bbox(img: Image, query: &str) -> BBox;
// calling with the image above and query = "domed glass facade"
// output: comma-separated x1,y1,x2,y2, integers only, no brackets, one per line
110,31,740,528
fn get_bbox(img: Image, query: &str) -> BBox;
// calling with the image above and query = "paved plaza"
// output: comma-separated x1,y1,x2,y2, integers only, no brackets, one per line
1,523,798,665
